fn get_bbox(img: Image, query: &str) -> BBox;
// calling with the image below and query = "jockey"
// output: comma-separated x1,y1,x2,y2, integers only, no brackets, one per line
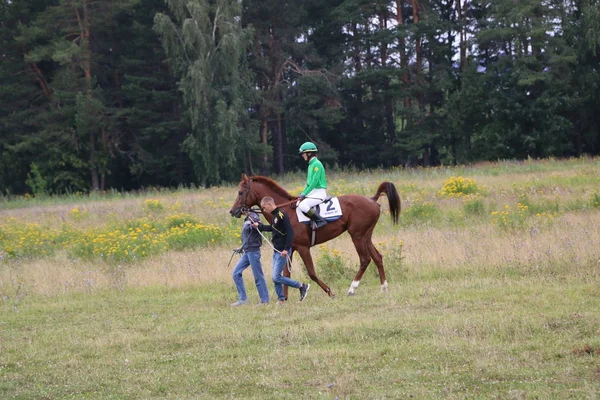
297,141,328,228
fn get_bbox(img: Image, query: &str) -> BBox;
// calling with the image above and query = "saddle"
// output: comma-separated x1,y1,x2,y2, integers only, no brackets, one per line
296,197,343,225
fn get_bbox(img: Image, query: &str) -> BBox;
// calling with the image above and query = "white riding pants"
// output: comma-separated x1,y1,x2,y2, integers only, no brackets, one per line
298,188,327,213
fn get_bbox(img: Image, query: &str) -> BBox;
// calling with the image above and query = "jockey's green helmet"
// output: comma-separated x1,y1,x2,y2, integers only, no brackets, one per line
299,142,318,154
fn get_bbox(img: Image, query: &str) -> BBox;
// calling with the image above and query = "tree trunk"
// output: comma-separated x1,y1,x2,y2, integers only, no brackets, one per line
31,62,53,101
411,0,425,112
352,22,362,74
77,0,100,191
457,0,467,70
260,118,270,175
380,10,396,143
351,22,365,134
275,115,284,174
396,0,411,127
422,146,430,166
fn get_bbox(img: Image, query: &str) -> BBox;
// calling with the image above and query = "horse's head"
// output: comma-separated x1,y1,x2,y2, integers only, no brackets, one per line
229,174,261,218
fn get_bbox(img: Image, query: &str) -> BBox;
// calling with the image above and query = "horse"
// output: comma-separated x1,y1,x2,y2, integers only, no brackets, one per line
229,174,400,297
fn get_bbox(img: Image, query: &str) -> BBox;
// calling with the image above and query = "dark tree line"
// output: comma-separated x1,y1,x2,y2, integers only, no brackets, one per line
1,0,599,194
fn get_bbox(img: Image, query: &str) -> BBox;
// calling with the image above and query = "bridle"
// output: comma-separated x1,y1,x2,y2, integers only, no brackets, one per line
235,177,298,274
238,178,299,214
239,179,261,215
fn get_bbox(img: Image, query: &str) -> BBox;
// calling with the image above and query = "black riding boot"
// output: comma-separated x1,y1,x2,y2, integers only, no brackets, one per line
305,208,327,229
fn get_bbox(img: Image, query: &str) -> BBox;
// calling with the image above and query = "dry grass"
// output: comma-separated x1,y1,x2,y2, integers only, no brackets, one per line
401,212,600,271
2,204,598,300
2,158,600,298
0,247,239,297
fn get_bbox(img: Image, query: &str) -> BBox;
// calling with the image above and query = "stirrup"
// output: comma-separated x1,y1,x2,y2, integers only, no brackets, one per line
311,219,327,230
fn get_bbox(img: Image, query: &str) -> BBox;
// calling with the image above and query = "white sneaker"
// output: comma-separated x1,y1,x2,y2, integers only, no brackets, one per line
231,300,248,306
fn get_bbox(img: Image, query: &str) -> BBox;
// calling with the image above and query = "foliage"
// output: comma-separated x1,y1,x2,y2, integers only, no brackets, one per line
25,162,48,197
0,222,62,259
314,244,354,282
144,199,164,212
0,213,232,263
401,201,440,225
462,196,486,216
490,203,530,230
166,213,200,228
439,176,484,198
154,0,256,186
1,0,600,193
378,238,406,280
591,191,600,208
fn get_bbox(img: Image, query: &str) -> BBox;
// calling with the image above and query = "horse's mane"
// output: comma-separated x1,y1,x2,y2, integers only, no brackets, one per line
249,176,294,200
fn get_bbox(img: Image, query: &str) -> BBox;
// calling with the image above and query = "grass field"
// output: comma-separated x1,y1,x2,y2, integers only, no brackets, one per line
1,157,600,399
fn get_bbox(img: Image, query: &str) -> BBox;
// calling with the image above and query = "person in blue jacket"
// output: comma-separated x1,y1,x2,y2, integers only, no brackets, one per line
231,210,270,306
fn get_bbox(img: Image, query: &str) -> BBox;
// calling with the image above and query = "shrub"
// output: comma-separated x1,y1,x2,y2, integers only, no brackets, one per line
69,207,89,221
162,222,223,251
25,162,48,197
490,203,529,230
590,191,600,208
462,196,486,216
0,222,58,259
68,228,167,262
401,201,439,225
144,199,164,212
517,192,560,215
0,213,231,263
439,176,483,197
166,213,199,228
315,245,354,282
379,239,406,280
528,211,558,234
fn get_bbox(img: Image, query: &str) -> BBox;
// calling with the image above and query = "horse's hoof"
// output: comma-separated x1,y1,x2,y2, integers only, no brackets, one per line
347,291,355,296
380,281,389,293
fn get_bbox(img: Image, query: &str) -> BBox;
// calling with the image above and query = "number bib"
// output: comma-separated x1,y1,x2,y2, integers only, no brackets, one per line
296,197,343,223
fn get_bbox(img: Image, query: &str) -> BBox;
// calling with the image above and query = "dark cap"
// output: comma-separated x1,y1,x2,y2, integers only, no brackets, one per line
245,212,259,222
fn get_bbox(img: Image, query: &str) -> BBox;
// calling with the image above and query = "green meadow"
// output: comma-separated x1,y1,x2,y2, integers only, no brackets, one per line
1,157,600,399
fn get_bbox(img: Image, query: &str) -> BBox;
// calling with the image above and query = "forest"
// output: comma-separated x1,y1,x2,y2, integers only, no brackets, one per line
1,0,599,194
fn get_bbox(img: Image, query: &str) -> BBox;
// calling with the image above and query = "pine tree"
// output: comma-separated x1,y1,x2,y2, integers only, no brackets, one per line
4,0,139,192
0,0,58,194
111,0,191,189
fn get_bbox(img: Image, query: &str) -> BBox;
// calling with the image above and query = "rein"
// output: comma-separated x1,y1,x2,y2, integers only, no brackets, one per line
238,179,296,273
276,199,298,209
240,179,299,214
243,198,297,215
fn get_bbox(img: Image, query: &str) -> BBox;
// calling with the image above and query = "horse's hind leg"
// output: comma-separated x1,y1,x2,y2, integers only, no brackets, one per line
347,235,372,295
296,246,335,298
367,240,388,292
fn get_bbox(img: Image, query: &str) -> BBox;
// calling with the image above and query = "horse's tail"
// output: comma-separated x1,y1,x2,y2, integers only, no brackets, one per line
372,182,401,224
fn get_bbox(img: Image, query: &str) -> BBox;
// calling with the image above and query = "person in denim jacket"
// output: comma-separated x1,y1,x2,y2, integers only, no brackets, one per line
231,210,270,306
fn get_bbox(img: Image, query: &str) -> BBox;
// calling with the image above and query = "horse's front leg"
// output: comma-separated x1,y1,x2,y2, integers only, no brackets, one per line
296,246,335,298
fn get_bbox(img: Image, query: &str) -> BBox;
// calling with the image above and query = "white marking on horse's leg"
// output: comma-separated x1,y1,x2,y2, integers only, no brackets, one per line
347,280,360,296
380,280,389,292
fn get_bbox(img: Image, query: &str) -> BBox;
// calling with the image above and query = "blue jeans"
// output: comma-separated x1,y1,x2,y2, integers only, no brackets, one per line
232,251,270,303
272,249,301,301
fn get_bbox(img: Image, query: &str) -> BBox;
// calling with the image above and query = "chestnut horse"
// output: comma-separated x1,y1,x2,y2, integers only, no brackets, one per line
229,174,400,297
